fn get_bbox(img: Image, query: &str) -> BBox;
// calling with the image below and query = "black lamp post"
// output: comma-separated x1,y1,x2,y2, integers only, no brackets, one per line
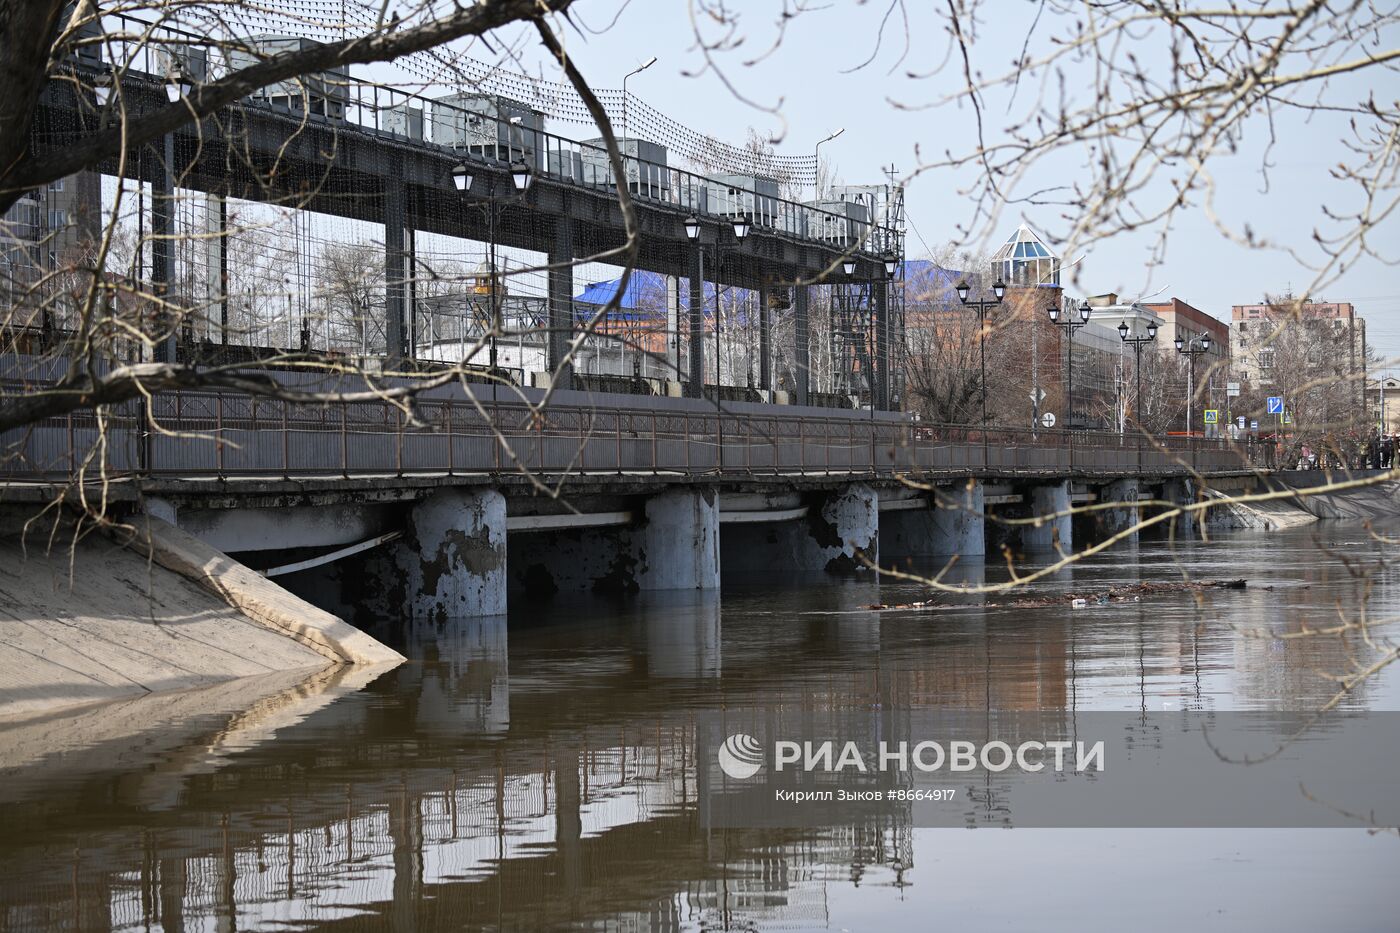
1175,332,1212,437
452,158,532,397
1118,319,1159,441
955,278,1006,456
1047,298,1093,429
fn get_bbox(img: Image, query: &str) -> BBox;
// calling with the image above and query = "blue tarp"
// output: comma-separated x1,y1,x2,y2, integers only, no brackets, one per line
573,260,964,320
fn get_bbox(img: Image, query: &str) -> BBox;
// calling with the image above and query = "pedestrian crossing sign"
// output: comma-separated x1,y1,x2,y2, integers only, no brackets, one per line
1203,409,1219,424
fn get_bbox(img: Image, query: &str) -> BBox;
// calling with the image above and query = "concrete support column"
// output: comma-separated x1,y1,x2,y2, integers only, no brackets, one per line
758,280,771,391
1100,479,1141,541
935,481,985,556
1162,478,1198,538
794,284,810,405
809,483,878,573
874,279,889,410
400,488,507,618
638,487,719,590
687,243,705,398
547,214,574,389
151,133,177,363
384,168,407,365
881,482,985,560
1025,481,1072,553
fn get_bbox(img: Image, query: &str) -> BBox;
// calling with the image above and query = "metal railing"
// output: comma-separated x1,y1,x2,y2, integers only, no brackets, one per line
1,387,1248,482
71,14,899,256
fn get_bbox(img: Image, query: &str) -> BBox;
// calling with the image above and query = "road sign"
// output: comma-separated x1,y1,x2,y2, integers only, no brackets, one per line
1040,412,1057,428
1251,420,1259,431
1282,410,1292,424
1267,396,1284,414
1029,388,1046,404
1227,382,1241,397
1237,416,1246,429
1203,409,1219,424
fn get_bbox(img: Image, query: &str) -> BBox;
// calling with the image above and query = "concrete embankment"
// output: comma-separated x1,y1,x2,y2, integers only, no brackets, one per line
1204,471,1399,530
0,515,401,723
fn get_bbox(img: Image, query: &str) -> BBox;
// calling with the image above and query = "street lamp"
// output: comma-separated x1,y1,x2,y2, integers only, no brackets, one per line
683,214,701,241
1176,332,1212,436
731,215,750,240
93,72,113,107
1047,298,1093,430
841,258,856,277
509,160,532,192
165,66,191,102
814,128,844,195
882,252,899,278
451,162,474,194
621,56,657,140
1119,319,1158,442
955,278,1006,437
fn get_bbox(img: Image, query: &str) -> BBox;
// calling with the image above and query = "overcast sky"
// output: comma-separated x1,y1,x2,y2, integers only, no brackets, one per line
467,1,1396,365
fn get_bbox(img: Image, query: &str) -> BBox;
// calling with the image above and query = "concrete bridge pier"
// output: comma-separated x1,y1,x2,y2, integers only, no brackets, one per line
1024,481,1073,554
637,488,720,590
398,488,507,619
808,483,879,574
1161,478,1200,538
881,481,985,562
1098,479,1142,542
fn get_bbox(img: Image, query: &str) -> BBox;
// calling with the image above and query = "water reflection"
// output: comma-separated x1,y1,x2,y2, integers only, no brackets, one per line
1,526,1397,930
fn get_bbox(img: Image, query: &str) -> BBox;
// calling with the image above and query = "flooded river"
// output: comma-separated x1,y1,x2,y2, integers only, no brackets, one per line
2,524,1398,931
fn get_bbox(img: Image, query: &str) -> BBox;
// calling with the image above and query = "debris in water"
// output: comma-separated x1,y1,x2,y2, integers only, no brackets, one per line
865,579,1247,612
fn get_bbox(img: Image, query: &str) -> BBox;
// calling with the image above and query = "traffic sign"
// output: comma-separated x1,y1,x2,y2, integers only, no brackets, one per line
1282,410,1292,424
1267,396,1284,414
1237,416,1246,429
1251,420,1259,430
1029,388,1046,404
1203,409,1219,424
1040,412,1057,428
1227,382,1241,397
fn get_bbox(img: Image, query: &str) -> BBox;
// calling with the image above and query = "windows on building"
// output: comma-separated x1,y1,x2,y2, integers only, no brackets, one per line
1259,349,1275,370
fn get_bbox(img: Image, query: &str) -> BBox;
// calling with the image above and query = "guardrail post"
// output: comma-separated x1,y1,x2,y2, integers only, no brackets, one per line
446,400,454,477
615,412,623,475
281,400,290,480
395,406,403,476
216,394,224,477
651,412,658,474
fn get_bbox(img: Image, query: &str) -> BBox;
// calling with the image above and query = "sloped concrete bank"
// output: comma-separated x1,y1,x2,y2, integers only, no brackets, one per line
0,514,402,724
1204,471,1399,530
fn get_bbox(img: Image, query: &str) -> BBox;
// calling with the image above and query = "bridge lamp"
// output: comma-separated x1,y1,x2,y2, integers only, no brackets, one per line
882,253,899,278
992,279,1006,301
683,214,701,241
1147,321,1158,339
731,215,750,240
1200,334,1212,351
955,281,971,303
841,258,856,277
93,73,113,107
451,162,473,194
1119,320,1130,341
1048,305,1061,323
1078,299,1092,323
1174,334,1184,352
510,160,532,191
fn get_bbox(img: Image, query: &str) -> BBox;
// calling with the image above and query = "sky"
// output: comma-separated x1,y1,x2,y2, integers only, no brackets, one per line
430,0,1398,367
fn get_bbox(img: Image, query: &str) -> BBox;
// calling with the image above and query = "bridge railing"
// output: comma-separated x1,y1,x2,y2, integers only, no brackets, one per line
81,14,899,258
1,386,1249,481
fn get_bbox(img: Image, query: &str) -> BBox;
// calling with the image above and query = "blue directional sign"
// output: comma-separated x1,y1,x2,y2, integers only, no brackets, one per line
1267,396,1284,415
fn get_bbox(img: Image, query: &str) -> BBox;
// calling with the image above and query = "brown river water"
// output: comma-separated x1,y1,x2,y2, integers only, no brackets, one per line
2,523,1398,931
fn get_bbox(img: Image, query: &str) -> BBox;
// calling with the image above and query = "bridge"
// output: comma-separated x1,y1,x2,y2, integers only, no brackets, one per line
2,362,1252,619
3,17,1263,621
